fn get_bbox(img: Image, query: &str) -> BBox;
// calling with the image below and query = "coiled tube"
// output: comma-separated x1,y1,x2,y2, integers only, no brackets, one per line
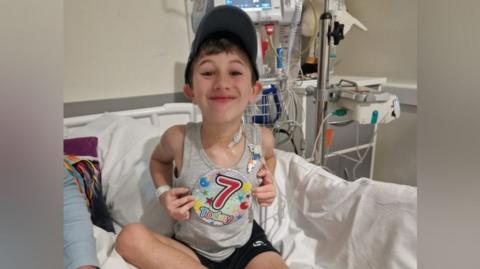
284,0,304,90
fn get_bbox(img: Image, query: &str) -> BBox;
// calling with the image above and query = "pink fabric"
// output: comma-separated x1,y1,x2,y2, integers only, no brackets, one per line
64,137,98,157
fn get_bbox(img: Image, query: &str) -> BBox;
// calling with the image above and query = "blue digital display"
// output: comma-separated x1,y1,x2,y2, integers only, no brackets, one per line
226,0,272,11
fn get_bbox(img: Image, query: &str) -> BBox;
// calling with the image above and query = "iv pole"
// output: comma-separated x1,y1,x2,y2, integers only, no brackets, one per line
313,0,332,165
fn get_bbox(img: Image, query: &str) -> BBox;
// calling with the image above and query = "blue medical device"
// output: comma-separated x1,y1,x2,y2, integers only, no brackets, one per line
251,84,282,125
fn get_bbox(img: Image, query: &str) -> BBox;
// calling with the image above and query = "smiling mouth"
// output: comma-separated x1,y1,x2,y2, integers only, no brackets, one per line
209,96,236,102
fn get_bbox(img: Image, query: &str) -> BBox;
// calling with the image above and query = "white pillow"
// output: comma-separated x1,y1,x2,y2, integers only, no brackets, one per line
69,113,174,235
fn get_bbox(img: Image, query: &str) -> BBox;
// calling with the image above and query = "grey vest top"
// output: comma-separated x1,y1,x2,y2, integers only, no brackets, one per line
173,122,263,261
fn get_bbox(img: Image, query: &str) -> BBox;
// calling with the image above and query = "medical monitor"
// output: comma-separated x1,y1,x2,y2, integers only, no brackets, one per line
214,0,283,22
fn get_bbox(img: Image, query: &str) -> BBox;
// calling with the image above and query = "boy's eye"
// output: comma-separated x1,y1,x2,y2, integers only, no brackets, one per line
201,71,215,77
230,70,243,76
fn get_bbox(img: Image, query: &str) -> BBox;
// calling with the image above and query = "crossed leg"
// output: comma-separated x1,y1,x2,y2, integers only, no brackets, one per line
116,223,288,269
115,223,206,269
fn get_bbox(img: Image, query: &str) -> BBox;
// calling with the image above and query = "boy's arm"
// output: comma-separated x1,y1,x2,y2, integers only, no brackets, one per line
260,127,276,175
253,127,277,207
150,125,195,220
149,126,182,189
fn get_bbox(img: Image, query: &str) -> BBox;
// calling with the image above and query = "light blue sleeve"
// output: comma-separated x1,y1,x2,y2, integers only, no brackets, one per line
63,167,100,269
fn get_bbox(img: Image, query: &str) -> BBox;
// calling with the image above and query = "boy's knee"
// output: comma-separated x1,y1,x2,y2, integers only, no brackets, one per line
115,223,148,255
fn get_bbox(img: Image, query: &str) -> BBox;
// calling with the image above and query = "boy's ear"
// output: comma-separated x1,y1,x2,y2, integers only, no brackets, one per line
249,82,263,102
182,84,195,102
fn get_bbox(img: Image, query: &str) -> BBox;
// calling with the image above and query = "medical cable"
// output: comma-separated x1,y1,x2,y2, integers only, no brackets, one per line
309,108,347,161
328,119,355,126
267,34,280,59
273,0,305,155
253,157,289,229
284,0,303,88
277,88,304,129
337,112,389,179
354,123,362,160
350,127,374,179
274,82,306,155
352,111,390,179
254,161,334,229
309,112,332,161
253,170,290,228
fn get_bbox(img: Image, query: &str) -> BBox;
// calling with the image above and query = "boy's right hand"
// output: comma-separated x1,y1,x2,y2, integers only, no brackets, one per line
159,187,195,221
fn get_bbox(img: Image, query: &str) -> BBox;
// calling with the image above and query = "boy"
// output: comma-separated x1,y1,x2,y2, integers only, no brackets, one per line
116,5,287,269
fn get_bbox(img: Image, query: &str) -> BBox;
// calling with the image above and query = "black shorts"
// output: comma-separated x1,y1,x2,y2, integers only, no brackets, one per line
173,220,280,269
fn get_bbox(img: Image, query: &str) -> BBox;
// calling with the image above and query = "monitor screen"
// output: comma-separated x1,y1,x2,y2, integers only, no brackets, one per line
226,0,273,11
215,0,282,22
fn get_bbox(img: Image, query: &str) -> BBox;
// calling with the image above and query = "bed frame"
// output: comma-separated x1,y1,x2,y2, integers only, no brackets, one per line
64,102,201,137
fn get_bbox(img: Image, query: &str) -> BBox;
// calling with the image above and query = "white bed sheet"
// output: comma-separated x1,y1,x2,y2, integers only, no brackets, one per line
266,150,416,269
66,107,416,269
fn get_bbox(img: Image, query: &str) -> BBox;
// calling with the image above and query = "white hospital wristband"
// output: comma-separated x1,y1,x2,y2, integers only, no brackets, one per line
155,185,171,200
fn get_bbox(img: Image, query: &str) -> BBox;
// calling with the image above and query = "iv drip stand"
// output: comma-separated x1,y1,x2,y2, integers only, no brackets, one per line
313,0,332,165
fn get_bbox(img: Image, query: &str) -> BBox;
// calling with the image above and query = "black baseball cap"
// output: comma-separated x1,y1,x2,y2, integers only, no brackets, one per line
184,5,259,85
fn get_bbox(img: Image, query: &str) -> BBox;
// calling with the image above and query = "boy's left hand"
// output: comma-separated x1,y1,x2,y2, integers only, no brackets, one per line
253,166,276,207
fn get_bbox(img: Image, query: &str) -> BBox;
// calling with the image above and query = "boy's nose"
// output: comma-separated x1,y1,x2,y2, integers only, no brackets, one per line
214,72,231,91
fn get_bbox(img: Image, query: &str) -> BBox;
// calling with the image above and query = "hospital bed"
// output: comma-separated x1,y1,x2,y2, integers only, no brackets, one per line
64,102,417,269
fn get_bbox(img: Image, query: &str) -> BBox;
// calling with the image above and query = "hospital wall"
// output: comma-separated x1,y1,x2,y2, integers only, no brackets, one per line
64,0,417,185
64,0,189,103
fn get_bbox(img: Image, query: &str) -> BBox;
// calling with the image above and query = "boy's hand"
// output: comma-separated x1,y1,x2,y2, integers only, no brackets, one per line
253,166,276,207
159,187,195,221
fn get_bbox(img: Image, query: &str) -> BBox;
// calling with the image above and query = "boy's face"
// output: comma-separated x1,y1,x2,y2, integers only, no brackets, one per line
183,51,262,124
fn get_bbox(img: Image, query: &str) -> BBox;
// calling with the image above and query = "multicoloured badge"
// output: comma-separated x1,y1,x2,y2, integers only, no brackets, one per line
192,169,252,226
